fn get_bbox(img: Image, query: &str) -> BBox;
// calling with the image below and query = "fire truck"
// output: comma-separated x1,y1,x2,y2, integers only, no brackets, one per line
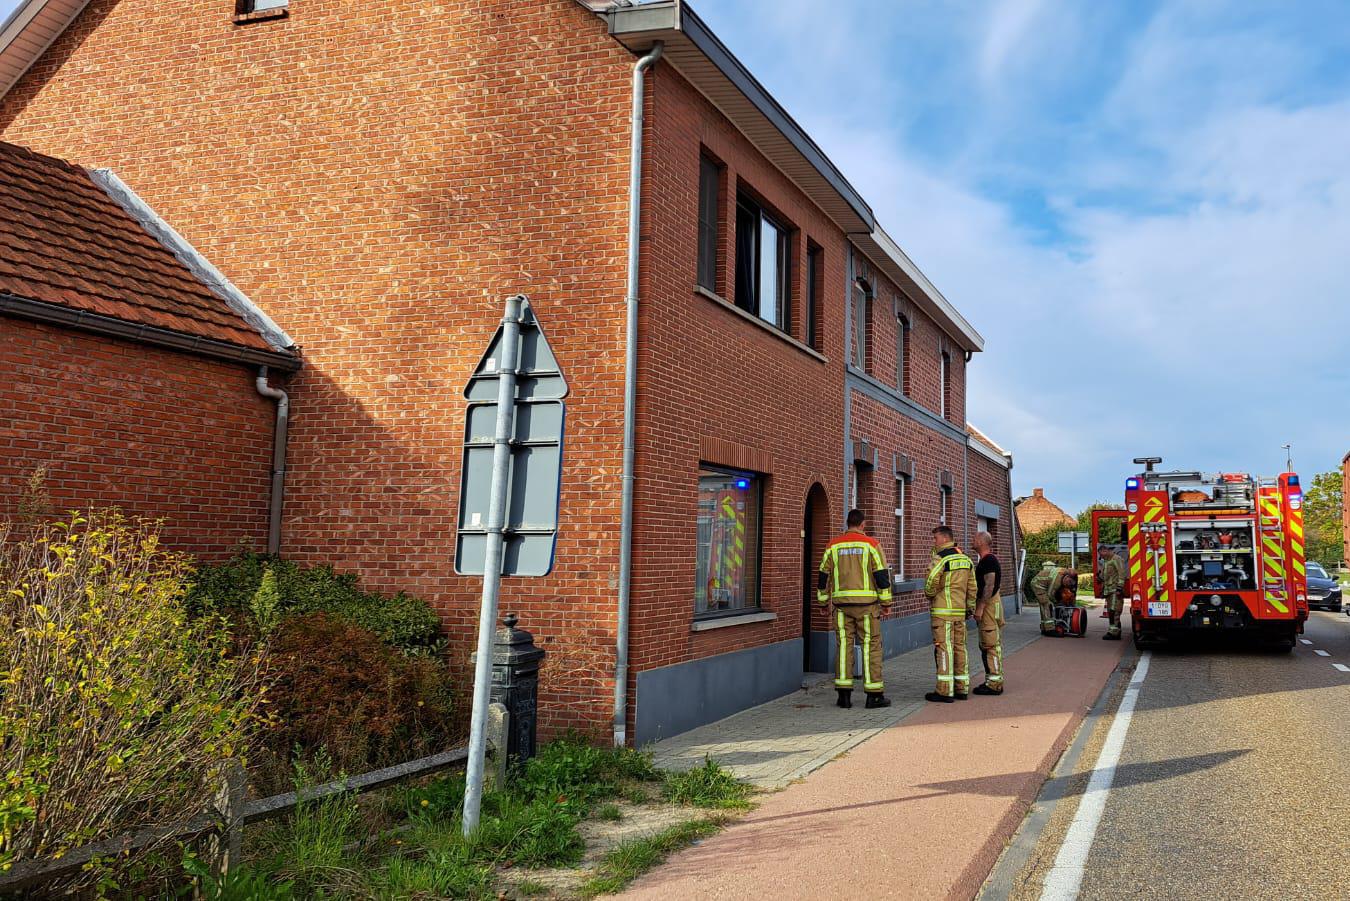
1091,457,1309,650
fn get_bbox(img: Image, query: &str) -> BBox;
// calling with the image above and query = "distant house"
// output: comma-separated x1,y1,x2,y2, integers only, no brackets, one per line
1015,488,1075,535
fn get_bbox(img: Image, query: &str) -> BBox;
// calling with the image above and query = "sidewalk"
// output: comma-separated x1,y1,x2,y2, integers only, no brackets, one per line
653,610,1046,789
626,611,1126,900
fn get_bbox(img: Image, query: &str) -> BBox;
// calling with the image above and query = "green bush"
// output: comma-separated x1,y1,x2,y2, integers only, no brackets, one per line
0,513,266,894
188,553,442,655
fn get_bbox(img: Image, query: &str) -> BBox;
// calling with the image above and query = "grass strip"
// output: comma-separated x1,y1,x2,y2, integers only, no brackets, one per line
581,818,724,898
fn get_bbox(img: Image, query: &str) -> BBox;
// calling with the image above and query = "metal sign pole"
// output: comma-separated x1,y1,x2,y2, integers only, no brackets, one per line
462,294,524,837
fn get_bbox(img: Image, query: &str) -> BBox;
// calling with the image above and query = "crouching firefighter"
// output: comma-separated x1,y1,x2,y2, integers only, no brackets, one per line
817,509,893,709
1029,563,1078,636
1100,545,1125,640
924,526,978,703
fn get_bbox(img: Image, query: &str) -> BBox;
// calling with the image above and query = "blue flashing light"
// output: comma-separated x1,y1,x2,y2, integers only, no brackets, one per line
1126,478,1140,490
734,478,750,490
1288,475,1300,486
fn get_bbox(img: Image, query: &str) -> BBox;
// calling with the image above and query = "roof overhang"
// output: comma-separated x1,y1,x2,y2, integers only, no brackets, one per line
855,227,984,353
0,0,92,99
600,0,874,235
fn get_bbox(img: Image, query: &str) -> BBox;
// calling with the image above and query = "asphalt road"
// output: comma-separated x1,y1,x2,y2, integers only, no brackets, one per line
1010,610,1350,900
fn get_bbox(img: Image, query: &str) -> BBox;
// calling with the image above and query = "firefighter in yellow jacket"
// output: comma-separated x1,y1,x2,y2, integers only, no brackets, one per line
924,525,977,703
817,509,893,709
1100,546,1126,640
1029,563,1078,636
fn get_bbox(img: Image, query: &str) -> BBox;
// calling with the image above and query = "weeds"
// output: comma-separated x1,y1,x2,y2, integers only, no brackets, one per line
580,819,723,898
597,804,623,822
662,758,752,809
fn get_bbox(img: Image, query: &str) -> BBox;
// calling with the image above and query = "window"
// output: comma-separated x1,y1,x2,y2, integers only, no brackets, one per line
896,314,910,394
805,244,822,350
735,194,790,329
852,280,871,371
894,477,907,579
940,352,950,419
694,467,762,616
940,487,950,525
697,155,721,292
239,0,287,11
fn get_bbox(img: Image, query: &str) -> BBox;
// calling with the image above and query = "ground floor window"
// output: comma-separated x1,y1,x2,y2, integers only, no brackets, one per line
940,487,950,525
695,467,762,616
894,477,907,579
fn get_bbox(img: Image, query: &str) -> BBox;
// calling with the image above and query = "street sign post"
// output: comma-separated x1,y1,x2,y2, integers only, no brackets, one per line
460,295,567,837
1058,530,1090,570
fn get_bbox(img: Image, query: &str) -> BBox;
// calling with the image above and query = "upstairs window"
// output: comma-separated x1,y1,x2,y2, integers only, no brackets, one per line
697,155,722,293
896,314,910,395
805,243,823,350
940,351,951,419
734,193,790,330
852,280,870,371
239,0,287,10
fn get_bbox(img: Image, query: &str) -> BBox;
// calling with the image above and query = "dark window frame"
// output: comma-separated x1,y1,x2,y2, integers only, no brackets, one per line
805,243,823,351
896,313,910,394
734,192,791,332
852,279,871,371
694,464,765,619
940,351,951,420
697,154,722,293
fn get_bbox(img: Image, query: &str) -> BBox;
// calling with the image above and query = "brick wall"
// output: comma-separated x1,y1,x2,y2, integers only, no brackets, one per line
626,62,849,680
1,0,637,736
967,445,1017,574
0,319,273,560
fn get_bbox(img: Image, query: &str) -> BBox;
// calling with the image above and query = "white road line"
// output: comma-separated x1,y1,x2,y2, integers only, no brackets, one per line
1333,664,1350,673
1315,650,1331,657
1300,639,1313,645
1040,652,1152,901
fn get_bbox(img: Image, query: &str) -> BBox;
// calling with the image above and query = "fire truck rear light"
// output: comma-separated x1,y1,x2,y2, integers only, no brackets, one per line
1188,604,1198,612
1297,594,1306,603
1209,595,1221,606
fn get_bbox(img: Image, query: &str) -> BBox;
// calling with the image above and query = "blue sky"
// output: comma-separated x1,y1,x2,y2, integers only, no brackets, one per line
692,0,1350,513
3,0,1346,514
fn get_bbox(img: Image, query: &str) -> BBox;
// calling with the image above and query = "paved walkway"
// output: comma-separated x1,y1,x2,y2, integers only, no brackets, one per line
653,609,1047,789
625,614,1126,900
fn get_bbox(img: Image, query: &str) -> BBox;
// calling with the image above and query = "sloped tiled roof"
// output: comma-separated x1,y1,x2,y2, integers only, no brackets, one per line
0,140,285,353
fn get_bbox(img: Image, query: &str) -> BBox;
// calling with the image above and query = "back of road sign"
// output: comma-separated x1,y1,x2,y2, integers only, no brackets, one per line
455,300,567,577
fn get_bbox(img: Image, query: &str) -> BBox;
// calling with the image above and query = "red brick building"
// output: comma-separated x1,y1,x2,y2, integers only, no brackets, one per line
0,0,1015,744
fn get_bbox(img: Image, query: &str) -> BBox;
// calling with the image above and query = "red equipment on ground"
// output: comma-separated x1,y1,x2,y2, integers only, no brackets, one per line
1091,458,1309,650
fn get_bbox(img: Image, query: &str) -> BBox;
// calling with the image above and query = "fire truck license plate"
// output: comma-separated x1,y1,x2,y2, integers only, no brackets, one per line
1147,602,1172,617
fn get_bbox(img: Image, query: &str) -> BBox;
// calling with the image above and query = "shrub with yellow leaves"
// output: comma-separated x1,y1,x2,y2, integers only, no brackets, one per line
0,512,267,893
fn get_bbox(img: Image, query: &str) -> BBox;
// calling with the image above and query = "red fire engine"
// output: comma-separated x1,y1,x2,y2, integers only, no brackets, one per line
1091,457,1309,650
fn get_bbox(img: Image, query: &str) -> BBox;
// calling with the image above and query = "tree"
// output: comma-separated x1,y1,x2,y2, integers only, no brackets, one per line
1303,469,1344,566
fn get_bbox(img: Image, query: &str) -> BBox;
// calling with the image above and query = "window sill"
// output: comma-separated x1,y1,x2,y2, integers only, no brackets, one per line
690,610,777,632
694,286,828,364
233,7,289,25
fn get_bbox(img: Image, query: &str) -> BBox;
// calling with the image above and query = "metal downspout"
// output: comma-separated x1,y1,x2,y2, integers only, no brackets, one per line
615,40,664,748
1006,453,1022,613
255,367,290,556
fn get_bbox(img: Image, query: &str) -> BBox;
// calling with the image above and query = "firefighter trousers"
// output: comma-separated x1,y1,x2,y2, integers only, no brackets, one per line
1105,591,1123,636
1038,597,1056,634
977,602,1004,691
931,614,969,697
834,603,885,692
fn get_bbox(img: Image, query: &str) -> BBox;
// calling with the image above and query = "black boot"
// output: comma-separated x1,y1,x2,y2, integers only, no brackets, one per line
836,688,853,708
954,690,969,700
864,693,891,709
924,691,955,704
1103,631,1121,641
973,683,1002,696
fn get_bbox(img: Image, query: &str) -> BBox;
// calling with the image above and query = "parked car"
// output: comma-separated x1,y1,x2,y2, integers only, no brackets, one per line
1305,562,1342,612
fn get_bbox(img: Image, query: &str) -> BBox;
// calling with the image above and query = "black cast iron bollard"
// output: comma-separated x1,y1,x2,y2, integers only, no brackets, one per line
489,613,546,767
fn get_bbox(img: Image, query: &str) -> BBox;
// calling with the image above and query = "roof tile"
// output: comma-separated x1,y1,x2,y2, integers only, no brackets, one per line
0,140,278,352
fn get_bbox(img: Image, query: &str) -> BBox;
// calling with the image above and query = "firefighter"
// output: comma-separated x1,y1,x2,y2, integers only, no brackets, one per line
971,531,1005,695
924,525,977,703
1100,545,1126,640
1029,562,1078,636
817,509,893,709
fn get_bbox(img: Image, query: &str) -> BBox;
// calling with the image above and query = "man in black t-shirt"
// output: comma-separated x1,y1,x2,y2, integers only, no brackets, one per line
971,532,1005,695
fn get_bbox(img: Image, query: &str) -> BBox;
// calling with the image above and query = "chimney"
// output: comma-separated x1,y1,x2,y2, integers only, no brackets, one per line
1033,488,1045,499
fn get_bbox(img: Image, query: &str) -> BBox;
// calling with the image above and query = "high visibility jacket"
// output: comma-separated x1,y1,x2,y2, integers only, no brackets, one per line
817,530,893,606
1101,554,1125,596
1029,564,1076,604
925,544,977,618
